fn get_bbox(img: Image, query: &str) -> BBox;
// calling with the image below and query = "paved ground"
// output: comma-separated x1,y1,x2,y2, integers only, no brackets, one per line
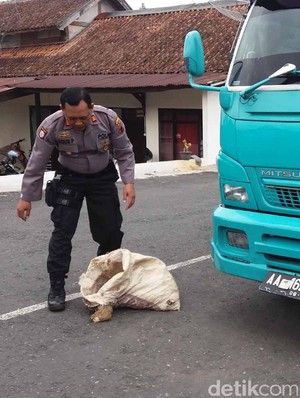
2,169,299,398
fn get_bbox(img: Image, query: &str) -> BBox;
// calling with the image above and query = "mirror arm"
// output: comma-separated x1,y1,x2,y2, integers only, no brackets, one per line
240,64,298,99
240,77,272,99
189,74,221,92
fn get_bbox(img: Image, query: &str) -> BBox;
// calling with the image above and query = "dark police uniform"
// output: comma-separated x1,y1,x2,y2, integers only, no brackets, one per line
21,105,135,276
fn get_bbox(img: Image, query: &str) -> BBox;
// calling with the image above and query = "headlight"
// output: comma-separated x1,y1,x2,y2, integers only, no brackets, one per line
224,184,249,202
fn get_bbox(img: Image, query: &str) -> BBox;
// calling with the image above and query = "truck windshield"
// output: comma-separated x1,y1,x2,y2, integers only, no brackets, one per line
229,0,300,87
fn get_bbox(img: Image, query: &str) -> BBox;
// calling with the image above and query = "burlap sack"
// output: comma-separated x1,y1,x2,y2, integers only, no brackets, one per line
79,249,180,312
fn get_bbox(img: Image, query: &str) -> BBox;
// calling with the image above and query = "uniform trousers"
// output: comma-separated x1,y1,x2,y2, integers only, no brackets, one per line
47,161,124,275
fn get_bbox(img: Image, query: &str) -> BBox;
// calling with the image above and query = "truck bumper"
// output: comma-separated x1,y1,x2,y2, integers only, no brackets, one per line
211,206,300,282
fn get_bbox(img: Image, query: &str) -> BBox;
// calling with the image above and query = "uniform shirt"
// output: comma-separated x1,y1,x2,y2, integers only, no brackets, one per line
21,105,135,202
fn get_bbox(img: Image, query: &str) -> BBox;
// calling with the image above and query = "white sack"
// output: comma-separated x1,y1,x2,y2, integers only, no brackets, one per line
79,248,180,311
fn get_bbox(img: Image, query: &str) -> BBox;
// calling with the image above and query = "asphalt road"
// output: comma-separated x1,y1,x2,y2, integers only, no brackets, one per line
1,173,300,398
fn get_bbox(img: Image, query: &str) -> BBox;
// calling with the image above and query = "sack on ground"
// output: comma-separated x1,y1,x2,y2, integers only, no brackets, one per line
79,248,180,322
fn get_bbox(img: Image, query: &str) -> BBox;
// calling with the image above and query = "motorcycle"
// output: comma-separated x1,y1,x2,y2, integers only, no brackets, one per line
0,138,28,175
10,139,28,168
0,150,22,175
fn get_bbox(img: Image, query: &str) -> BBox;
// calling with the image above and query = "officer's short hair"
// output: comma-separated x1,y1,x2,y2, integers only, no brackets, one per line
60,87,92,108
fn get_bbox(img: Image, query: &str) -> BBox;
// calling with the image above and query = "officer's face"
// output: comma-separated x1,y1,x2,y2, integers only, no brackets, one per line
62,100,93,131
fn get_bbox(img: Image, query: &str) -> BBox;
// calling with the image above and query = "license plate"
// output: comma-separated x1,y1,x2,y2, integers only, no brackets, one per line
259,271,300,300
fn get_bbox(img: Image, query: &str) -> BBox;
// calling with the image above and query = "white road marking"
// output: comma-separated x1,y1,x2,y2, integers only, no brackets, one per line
167,255,211,271
0,254,211,321
0,293,82,321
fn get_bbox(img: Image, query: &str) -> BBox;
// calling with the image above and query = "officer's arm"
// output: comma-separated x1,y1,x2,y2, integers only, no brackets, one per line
108,111,135,185
20,125,56,203
108,112,135,208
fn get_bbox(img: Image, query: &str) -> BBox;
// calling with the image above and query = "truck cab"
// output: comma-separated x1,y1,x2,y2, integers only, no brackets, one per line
184,0,300,299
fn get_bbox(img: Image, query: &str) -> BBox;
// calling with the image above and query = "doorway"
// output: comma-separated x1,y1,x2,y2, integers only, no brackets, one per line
159,109,202,161
114,108,145,163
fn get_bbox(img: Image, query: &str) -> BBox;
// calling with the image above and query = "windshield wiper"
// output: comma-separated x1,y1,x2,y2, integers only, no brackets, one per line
240,63,297,98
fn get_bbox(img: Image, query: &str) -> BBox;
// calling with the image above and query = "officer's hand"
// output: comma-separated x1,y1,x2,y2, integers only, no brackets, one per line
17,199,32,221
123,183,135,209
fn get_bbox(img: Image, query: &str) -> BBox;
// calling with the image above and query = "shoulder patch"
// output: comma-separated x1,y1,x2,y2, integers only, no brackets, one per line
115,117,124,134
39,127,48,139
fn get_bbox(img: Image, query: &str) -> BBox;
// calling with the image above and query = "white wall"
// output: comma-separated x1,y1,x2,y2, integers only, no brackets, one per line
41,93,141,108
0,95,34,154
78,4,99,22
89,93,141,108
40,93,60,106
202,91,221,166
0,90,220,165
39,92,141,109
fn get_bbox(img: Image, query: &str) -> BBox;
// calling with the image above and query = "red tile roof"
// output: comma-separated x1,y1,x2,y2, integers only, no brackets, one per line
0,6,246,77
0,5,247,86
0,0,103,33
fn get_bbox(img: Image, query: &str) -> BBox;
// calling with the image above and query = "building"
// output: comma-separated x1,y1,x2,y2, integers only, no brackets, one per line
0,0,248,166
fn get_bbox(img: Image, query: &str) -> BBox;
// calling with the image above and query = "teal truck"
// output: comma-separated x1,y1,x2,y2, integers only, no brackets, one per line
184,0,300,300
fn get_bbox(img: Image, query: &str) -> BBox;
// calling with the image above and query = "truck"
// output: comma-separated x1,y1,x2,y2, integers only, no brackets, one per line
184,0,300,300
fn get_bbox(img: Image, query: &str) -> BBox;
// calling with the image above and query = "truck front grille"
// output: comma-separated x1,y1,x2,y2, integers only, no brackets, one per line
264,186,300,208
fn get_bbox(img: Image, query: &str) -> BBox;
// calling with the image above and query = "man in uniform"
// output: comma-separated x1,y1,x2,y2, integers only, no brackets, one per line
17,87,135,312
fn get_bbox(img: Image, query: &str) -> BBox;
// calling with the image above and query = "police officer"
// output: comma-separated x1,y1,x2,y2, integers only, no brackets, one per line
17,87,135,312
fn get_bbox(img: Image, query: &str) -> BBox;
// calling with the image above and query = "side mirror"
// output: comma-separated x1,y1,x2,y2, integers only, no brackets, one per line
183,31,205,77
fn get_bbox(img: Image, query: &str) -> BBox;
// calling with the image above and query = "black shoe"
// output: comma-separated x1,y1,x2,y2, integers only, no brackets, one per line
48,280,66,311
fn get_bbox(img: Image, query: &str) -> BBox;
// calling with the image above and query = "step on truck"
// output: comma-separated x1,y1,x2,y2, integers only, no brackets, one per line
184,0,300,300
